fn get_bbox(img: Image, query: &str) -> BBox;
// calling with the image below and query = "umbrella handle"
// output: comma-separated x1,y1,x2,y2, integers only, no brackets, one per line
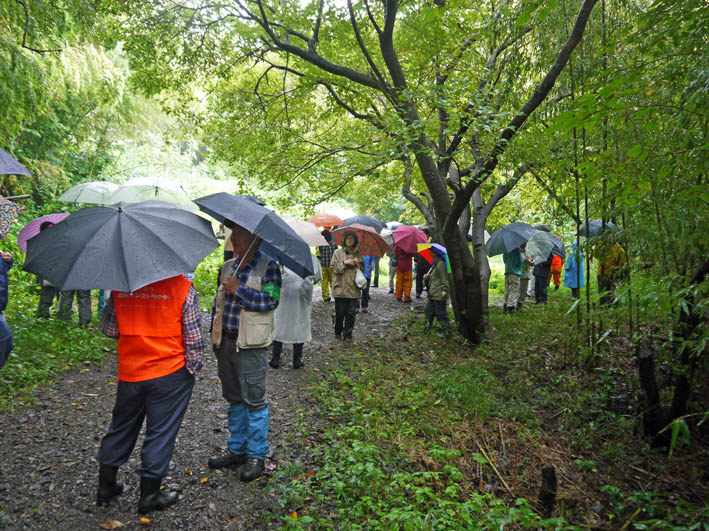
234,236,259,273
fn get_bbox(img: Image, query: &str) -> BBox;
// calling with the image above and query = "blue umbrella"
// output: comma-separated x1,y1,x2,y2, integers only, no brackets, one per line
549,234,566,259
194,193,314,278
579,219,619,237
343,215,384,233
0,148,32,176
485,222,536,257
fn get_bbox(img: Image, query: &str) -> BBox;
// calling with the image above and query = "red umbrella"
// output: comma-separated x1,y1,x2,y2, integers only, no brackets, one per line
332,223,390,257
392,225,428,255
308,213,344,227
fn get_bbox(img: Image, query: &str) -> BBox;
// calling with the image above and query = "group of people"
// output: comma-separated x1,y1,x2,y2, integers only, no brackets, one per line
502,234,628,312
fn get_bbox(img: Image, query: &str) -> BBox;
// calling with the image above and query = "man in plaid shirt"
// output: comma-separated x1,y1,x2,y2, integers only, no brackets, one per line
97,275,203,514
317,229,336,301
209,222,281,482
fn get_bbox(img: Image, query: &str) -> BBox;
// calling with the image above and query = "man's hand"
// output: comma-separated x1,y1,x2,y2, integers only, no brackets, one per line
0,251,11,262
441,291,447,298
423,273,430,279
223,275,239,294
345,258,358,267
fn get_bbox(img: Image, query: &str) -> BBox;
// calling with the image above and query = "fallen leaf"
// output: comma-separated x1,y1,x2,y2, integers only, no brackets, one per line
208,502,217,511
99,519,124,529
184,469,193,476
289,511,298,520
139,517,151,526
84,393,98,397
305,470,315,477
200,476,209,484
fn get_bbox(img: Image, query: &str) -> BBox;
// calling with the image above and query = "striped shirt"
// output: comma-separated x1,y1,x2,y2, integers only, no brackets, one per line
100,284,204,374
221,250,281,335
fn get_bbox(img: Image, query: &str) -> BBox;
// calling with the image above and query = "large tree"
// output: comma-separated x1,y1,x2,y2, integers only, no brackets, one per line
107,0,599,342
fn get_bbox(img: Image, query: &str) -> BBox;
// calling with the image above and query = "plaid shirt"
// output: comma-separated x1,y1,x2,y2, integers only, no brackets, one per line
101,284,204,374
220,250,281,335
317,242,336,268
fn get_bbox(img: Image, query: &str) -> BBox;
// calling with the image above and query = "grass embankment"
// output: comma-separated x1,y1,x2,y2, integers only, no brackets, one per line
265,289,708,529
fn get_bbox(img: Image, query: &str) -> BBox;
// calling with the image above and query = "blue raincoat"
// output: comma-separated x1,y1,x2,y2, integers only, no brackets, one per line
563,243,585,289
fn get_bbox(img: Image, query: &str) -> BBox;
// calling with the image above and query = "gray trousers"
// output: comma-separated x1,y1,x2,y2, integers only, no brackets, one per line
215,335,268,410
504,274,521,307
58,289,92,325
519,277,530,304
37,285,60,317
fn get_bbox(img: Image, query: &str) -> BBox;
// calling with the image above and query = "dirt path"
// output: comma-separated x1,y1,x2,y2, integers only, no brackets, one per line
0,284,414,529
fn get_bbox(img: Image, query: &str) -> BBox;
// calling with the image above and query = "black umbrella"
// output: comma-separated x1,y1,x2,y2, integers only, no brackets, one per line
485,222,536,256
579,219,619,238
534,224,552,232
343,215,384,233
236,194,266,206
23,201,219,292
194,192,313,278
0,148,32,176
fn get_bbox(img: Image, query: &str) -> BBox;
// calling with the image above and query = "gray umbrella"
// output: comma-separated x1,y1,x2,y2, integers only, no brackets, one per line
0,148,32,176
579,219,619,238
549,234,566,259
485,222,536,257
194,193,313,278
23,200,219,292
343,215,384,233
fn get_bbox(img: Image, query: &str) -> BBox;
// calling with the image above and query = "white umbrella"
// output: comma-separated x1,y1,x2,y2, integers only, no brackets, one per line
58,182,118,205
109,178,196,211
380,229,394,246
283,218,327,246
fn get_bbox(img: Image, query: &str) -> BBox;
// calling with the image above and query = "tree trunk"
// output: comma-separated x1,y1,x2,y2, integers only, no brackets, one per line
471,189,491,323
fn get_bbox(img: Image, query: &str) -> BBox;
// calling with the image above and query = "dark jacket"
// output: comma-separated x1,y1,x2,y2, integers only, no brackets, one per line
0,257,13,314
533,253,553,279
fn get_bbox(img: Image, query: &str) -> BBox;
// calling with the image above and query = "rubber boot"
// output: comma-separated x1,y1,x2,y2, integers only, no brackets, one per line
268,352,280,369
96,463,123,507
293,352,304,369
138,476,178,515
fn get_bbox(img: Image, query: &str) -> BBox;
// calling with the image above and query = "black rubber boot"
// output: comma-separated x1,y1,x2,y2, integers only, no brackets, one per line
293,353,304,369
269,353,281,369
138,476,178,515
96,464,123,507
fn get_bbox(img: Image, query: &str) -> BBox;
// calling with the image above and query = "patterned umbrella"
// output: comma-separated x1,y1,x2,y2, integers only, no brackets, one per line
416,243,451,273
332,223,390,257
0,198,24,239
308,213,344,227
393,225,428,255
17,213,70,252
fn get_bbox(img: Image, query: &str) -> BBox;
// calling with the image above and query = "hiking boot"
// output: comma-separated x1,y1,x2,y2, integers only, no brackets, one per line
240,457,265,482
208,452,248,469
138,477,178,515
269,357,280,369
334,333,342,340
96,464,123,507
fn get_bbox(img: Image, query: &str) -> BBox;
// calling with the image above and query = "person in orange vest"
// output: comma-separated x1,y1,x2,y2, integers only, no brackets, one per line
548,253,564,290
95,274,203,515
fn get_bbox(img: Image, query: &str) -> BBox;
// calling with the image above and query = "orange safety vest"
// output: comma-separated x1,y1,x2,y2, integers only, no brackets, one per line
113,275,192,382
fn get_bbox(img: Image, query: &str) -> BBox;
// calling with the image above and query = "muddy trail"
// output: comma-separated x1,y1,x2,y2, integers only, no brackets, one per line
0,285,421,529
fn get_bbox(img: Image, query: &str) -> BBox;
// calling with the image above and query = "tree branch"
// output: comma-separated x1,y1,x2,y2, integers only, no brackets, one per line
16,0,62,55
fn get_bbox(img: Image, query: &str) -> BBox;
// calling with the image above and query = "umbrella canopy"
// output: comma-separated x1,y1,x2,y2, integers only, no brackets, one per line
579,219,619,238
533,224,552,232
343,215,384,233
194,192,314,278
0,198,24,239
380,228,394,246
109,178,197,211
23,201,219,292
0,148,32,176
417,243,451,273
550,234,566,259
485,222,536,257
332,223,390,257
307,213,343,227
385,221,403,230
525,230,554,265
17,213,70,252
236,194,266,206
283,218,327,247
393,224,428,255
58,181,118,205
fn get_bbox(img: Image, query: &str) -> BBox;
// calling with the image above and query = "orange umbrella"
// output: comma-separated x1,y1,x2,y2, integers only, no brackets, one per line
308,213,344,227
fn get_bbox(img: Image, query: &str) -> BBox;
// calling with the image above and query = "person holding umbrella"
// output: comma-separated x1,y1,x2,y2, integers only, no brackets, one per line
502,244,526,313
331,231,364,340
0,249,14,369
317,229,337,301
421,245,451,332
208,222,282,482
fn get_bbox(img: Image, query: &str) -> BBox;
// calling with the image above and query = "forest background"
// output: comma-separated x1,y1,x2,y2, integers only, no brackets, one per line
0,0,707,528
